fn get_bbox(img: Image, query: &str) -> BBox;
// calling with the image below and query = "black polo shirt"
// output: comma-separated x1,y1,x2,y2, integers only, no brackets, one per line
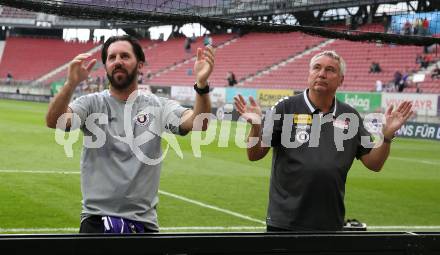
262,89,372,231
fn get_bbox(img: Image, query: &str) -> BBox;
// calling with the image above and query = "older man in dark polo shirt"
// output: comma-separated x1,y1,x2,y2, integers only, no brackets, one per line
234,50,413,231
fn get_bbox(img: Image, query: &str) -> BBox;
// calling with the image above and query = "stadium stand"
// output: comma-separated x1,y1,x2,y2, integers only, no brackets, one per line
1,29,437,93
44,39,158,85
246,39,425,91
42,44,103,85
147,34,234,75
86,34,235,86
0,36,98,82
240,25,440,93
149,32,326,87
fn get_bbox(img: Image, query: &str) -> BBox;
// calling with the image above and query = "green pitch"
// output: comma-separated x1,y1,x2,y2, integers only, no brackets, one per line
0,99,439,234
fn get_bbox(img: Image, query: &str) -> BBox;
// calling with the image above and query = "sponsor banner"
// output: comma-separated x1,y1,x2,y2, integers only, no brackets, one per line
257,89,294,108
150,86,171,98
382,93,438,116
0,92,50,102
171,86,195,105
396,122,440,141
336,92,381,113
170,86,226,107
210,87,226,107
226,88,257,104
50,81,64,95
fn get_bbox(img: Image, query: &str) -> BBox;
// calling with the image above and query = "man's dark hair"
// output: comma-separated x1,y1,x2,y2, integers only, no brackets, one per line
101,35,145,65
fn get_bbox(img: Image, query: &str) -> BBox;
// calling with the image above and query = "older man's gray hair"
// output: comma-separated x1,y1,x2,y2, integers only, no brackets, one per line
310,51,346,76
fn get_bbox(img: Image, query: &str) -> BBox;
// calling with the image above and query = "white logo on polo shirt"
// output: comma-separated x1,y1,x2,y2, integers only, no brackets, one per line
295,130,310,143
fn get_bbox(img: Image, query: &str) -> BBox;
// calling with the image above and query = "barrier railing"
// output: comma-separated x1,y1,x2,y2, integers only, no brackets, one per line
1,232,439,255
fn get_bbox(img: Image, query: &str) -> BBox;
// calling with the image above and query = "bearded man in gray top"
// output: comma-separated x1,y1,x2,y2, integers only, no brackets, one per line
46,35,215,233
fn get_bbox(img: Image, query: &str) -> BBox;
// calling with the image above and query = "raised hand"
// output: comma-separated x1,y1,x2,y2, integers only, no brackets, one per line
66,53,97,87
383,101,413,138
234,94,262,125
194,46,215,87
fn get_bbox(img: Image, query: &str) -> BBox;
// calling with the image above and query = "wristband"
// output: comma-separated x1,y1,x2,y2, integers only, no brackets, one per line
193,83,210,95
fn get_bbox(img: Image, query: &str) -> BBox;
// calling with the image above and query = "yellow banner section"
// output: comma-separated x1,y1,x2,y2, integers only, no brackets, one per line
257,89,294,107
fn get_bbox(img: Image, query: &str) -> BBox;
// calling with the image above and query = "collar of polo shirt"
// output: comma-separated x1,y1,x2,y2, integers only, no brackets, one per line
303,89,337,117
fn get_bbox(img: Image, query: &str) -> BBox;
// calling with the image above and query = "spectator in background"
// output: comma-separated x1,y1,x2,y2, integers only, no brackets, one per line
138,71,144,84
421,54,431,69
146,70,152,80
397,71,411,93
203,34,212,46
369,62,382,73
421,56,428,69
422,18,429,36
403,20,412,35
425,54,432,65
226,71,237,86
413,18,421,35
431,64,440,80
375,80,383,92
402,70,412,88
393,71,402,90
184,37,192,53
423,45,430,54
6,72,13,85
416,54,423,66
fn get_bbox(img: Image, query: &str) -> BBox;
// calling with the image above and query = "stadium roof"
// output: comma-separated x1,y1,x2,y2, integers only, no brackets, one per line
0,0,431,29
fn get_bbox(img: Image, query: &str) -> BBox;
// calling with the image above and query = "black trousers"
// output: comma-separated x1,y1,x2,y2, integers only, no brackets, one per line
79,215,158,233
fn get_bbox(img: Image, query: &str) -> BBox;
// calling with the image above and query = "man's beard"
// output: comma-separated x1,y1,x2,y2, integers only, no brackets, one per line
107,66,137,91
